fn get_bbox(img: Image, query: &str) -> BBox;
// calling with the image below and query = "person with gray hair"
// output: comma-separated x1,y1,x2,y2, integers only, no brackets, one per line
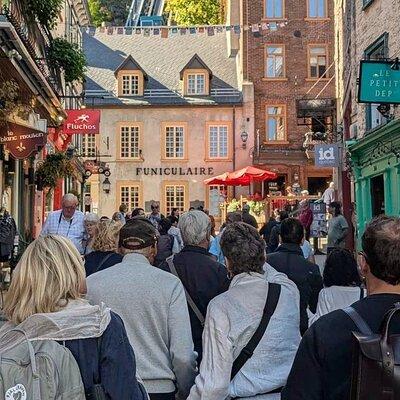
188,222,301,400
82,212,100,255
159,210,230,362
41,193,85,254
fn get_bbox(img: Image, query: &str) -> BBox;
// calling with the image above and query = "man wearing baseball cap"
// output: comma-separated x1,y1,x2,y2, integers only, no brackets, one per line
87,217,197,400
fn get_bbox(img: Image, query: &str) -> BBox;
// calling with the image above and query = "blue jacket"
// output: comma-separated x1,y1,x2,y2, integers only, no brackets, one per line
64,312,147,400
84,251,123,277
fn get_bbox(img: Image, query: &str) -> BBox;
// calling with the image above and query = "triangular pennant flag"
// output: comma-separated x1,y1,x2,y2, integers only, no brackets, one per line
226,25,231,31
207,26,215,36
107,27,113,35
117,27,123,34
143,28,150,37
198,27,205,34
270,22,278,31
251,24,259,32
216,26,223,33
125,27,133,35
153,28,160,35
189,27,196,34
161,28,168,38
171,27,178,34
88,27,96,36
234,25,241,34
99,26,105,33
261,22,268,31
135,28,141,34
243,25,250,31
180,28,187,35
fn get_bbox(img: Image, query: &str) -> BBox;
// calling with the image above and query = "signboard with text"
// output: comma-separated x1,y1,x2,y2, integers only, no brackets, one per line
310,202,327,238
0,123,46,159
315,144,340,167
63,109,100,135
358,60,400,104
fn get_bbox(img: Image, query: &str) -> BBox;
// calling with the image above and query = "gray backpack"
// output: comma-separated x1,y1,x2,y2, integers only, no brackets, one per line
0,328,85,400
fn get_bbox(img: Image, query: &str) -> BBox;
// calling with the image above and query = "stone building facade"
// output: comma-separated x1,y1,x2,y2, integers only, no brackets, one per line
239,0,336,195
335,0,400,241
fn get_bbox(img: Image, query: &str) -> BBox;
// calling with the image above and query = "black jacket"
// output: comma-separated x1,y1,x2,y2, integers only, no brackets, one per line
154,234,173,267
65,312,147,400
159,245,230,361
242,211,258,229
84,251,123,277
267,223,281,253
267,243,322,334
259,219,277,244
282,294,400,400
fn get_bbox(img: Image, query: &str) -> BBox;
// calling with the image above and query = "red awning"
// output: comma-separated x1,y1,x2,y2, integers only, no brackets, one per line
204,167,277,186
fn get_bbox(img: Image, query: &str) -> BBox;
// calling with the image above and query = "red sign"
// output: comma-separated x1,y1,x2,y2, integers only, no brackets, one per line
0,122,46,159
63,109,100,135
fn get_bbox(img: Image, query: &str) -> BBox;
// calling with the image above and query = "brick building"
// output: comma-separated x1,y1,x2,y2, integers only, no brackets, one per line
239,0,336,195
336,0,400,242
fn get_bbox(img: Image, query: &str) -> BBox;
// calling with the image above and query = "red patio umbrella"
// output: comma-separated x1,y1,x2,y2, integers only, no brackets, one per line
204,172,230,185
225,166,277,186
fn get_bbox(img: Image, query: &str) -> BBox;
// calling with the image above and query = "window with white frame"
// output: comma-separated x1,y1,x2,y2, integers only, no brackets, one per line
187,73,206,95
165,126,185,158
265,45,285,78
209,125,228,158
209,185,226,217
120,185,140,211
120,125,140,158
82,134,96,157
165,185,185,215
308,0,327,18
122,75,139,95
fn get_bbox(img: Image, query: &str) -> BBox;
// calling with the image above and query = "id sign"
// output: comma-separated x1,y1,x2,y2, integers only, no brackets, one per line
358,60,400,104
315,144,339,167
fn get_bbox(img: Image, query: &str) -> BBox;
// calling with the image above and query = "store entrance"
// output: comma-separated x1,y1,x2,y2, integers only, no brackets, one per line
307,177,331,196
371,174,385,216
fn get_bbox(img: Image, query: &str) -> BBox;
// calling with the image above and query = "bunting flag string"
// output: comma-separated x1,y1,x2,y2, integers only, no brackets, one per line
86,21,288,38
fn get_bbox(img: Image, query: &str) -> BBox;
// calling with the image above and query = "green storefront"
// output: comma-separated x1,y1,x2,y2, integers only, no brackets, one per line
348,118,400,242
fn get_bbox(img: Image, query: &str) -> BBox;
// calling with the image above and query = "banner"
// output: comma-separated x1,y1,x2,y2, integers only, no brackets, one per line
63,110,101,135
315,144,340,167
0,122,46,159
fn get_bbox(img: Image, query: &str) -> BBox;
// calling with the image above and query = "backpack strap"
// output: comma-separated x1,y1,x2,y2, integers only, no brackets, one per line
343,306,373,335
166,256,205,327
231,282,281,380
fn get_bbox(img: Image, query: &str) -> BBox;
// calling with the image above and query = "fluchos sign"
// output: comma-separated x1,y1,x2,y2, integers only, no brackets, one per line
358,60,400,104
0,123,46,159
63,109,100,134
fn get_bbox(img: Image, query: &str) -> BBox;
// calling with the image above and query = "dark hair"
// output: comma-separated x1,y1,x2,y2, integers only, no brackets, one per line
362,216,400,285
323,248,361,287
330,201,342,216
171,208,179,215
159,218,172,235
226,211,243,224
132,208,144,217
279,210,289,221
280,218,304,245
119,204,128,213
167,215,179,225
220,222,265,275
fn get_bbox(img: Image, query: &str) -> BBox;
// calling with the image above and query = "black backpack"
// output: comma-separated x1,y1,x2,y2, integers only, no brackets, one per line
344,303,400,400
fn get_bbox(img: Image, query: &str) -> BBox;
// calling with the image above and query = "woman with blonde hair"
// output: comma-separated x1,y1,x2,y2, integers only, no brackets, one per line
84,219,123,277
0,235,146,399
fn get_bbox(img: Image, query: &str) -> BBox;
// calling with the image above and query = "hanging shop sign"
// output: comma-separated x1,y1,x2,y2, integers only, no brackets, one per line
135,167,214,176
315,144,340,167
63,109,100,135
0,122,46,159
358,60,400,104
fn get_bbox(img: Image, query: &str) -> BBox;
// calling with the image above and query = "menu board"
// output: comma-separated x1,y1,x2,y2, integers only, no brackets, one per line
310,202,327,238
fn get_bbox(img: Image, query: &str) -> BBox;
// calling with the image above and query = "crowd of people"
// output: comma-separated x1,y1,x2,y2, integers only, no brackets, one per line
0,191,399,400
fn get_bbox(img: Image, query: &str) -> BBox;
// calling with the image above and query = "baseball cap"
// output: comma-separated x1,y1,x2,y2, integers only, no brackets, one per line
119,217,157,250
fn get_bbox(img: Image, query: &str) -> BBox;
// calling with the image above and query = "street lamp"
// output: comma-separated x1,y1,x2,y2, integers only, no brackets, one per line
240,130,249,149
102,177,111,194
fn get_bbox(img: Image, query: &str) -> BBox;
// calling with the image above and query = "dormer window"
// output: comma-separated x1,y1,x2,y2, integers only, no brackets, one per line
180,54,212,96
114,55,147,97
187,73,206,95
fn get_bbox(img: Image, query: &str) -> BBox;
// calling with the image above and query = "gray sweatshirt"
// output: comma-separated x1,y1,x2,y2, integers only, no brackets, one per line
86,252,197,397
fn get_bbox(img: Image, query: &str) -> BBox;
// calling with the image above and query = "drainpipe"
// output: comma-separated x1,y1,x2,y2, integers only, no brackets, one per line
232,105,236,199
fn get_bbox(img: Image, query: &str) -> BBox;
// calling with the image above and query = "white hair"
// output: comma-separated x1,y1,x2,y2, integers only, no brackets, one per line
62,193,78,204
178,211,211,246
84,212,99,223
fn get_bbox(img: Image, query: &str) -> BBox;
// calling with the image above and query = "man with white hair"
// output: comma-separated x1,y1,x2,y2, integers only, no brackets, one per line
159,210,230,362
41,193,85,254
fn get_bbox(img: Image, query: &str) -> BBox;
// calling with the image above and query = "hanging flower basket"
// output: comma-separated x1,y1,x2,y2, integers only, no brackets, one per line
36,152,74,190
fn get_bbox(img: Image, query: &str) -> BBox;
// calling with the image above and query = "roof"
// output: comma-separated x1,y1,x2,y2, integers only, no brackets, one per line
179,54,213,79
83,31,242,107
114,55,148,79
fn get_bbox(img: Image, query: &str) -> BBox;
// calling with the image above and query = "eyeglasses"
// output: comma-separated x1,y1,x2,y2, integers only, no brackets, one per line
63,205,77,210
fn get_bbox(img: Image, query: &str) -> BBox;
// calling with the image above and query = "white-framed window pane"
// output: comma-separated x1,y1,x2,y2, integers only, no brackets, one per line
120,126,140,158
120,186,139,211
130,76,139,95
187,74,205,94
165,185,185,215
165,126,184,158
266,46,284,78
122,76,130,95
122,75,139,95
82,134,96,157
209,127,219,157
209,125,228,158
196,75,205,93
188,75,196,94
